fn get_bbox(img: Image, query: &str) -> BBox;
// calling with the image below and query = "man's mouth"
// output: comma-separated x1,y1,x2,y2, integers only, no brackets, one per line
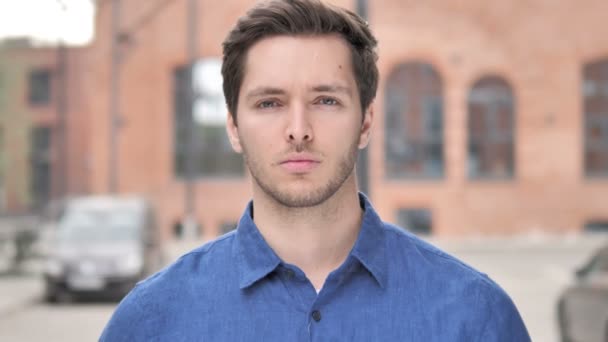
279,155,320,173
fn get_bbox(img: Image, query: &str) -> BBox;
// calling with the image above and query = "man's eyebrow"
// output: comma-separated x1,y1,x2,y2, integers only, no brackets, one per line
245,87,286,99
245,84,353,99
311,84,353,97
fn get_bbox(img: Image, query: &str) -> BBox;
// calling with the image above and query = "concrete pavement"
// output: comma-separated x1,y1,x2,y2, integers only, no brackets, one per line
0,267,43,318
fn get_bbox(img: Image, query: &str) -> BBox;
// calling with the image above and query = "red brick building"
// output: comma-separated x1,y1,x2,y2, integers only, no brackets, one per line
2,0,608,239
0,40,91,213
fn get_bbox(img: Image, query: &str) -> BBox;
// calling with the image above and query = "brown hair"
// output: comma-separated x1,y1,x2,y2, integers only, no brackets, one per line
221,0,379,122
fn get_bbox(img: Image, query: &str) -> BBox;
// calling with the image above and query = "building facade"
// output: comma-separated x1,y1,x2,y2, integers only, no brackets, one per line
2,0,607,238
0,40,91,213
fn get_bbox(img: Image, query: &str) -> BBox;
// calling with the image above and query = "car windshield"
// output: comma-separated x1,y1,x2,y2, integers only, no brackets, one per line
58,207,142,243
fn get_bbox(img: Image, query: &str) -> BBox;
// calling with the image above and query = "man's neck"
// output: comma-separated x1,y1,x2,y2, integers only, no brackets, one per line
251,177,363,290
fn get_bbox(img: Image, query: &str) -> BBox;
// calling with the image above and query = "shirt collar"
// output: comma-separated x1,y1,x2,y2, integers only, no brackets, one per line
234,201,282,289
350,193,388,289
235,192,388,290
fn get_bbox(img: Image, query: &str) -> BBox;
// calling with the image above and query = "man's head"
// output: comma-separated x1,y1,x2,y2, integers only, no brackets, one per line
221,0,378,122
222,0,379,208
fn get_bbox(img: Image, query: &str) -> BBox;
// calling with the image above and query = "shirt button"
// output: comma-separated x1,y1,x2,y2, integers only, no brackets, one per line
311,310,322,322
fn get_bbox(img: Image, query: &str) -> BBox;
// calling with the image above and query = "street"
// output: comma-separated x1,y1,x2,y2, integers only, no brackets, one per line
0,235,605,342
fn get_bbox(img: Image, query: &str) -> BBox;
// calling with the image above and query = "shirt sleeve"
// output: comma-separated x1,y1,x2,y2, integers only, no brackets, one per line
99,286,148,342
475,277,531,342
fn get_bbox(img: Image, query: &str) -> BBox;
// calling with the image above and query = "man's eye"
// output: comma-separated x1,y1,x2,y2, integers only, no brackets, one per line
257,100,278,109
317,97,339,106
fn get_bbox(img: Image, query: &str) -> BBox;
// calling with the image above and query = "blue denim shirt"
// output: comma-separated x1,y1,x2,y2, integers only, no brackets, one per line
100,194,530,341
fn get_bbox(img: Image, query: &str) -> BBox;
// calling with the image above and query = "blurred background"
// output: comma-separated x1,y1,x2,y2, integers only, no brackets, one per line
0,0,607,341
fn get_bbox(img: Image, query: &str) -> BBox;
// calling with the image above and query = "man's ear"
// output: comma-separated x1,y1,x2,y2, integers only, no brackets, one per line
226,113,243,153
358,103,375,149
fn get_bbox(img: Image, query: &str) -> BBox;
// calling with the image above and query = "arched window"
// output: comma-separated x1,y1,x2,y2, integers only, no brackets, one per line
467,76,515,179
385,62,444,179
583,58,608,177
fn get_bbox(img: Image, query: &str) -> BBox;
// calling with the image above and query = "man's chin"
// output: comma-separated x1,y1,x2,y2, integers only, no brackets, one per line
250,162,356,209
255,183,334,208
269,190,329,208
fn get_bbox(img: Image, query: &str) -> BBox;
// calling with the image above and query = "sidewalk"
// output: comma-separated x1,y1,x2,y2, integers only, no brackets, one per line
0,265,43,318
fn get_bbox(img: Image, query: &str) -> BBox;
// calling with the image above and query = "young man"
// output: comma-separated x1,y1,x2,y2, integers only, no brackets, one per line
101,0,530,340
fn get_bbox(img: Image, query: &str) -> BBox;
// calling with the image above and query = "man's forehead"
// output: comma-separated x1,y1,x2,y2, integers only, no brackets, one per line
240,35,356,95
248,33,350,52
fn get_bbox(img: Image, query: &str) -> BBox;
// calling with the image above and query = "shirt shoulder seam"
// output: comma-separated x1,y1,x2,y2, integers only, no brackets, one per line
178,231,235,259
383,224,491,282
137,231,236,287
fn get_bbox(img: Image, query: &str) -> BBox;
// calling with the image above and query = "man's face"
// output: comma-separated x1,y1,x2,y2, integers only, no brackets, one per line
226,34,373,208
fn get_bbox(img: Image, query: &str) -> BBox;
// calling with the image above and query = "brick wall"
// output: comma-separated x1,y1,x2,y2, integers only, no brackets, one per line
5,0,608,237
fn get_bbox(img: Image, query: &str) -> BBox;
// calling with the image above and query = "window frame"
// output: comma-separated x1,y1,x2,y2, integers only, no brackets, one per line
583,58,608,178
27,68,52,106
466,75,516,181
384,62,445,180
172,63,244,180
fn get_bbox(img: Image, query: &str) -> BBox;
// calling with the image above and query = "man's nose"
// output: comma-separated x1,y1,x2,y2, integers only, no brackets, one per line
284,103,313,145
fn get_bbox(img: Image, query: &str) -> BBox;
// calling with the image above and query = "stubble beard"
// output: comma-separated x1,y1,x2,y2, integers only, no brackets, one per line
242,139,359,208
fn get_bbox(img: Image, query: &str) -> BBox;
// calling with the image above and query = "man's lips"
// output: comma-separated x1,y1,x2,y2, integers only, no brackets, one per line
279,158,320,173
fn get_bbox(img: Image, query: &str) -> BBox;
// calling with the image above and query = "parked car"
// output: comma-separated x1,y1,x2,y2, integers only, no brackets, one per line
557,245,608,342
43,196,163,302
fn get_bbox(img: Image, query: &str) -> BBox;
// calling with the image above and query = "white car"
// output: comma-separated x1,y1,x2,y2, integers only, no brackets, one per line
43,196,164,302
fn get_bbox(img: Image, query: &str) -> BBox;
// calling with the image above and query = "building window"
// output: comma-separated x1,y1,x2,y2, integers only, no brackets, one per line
173,59,243,178
396,208,432,235
385,62,444,179
30,126,52,210
467,76,515,179
28,68,52,105
583,58,608,177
